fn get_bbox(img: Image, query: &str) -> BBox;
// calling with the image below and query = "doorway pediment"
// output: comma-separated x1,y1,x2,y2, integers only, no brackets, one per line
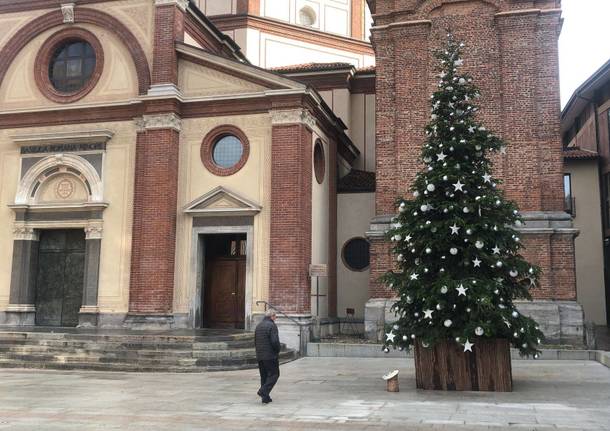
184,186,261,217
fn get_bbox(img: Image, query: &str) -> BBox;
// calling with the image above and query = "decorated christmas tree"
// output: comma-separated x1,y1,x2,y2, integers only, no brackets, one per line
382,35,544,357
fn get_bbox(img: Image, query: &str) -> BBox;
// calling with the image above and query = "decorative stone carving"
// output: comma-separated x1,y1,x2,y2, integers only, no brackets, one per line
271,109,316,129
61,3,75,24
13,226,38,241
154,0,189,12
85,224,103,240
135,113,182,132
56,178,75,199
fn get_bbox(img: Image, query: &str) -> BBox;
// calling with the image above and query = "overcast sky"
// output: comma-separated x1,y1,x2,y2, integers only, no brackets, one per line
559,0,610,108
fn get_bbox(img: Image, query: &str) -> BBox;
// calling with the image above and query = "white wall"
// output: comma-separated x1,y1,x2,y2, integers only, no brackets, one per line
261,0,351,36
337,192,374,318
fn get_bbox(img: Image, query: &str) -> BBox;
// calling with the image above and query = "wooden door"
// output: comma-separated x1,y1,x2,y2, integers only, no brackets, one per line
204,257,246,329
35,230,85,327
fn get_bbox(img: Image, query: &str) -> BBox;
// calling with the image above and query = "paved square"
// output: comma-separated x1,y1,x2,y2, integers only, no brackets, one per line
0,358,609,430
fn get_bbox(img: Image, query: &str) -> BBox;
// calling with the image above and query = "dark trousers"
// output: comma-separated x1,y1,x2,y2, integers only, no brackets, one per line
258,359,280,397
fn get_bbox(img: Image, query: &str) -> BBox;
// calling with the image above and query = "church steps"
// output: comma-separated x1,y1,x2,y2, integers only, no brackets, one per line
0,329,297,372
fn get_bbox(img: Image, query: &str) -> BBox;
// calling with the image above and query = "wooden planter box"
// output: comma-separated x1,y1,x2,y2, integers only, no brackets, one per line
414,338,512,392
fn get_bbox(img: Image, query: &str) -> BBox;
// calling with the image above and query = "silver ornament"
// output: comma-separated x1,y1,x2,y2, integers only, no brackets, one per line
475,327,484,336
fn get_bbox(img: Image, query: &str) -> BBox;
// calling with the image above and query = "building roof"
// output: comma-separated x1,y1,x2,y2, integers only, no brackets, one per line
271,62,355,73
338,170,376,193
563,147,599,160
561,58,610,133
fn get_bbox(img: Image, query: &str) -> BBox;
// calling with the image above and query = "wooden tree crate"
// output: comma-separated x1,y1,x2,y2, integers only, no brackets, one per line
414,338,512,392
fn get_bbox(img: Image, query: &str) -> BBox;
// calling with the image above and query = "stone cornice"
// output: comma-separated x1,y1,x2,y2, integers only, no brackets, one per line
154,0,188,12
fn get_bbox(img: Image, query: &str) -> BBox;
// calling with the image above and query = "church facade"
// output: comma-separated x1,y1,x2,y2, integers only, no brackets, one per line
0,0,583,350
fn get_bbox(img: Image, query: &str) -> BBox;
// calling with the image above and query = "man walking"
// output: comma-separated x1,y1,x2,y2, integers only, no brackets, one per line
254,309,281,404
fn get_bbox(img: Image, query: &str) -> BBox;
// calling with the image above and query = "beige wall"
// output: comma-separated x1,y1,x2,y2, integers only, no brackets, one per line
321,90,375,173
311,132,331,318
0,121,137,313
0,23,140,111
565,160,606,324
337,192,374,318
178,59,266,98
174,114,273,316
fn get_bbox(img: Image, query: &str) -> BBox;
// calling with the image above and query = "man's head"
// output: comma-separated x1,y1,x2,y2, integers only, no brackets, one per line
265,309,277,321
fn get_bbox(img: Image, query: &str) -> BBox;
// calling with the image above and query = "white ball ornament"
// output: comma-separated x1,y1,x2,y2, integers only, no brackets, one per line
512,311,519,318
436,304,441,310
443,175,448,181
450,248,458,255
425,248,432,254
475,327,484,336
413,191,420,198
411,334,416,339
440,285,448,294
420,204,428,212
397,254,404,262
395,234,402,241
466,308,471,313
463,207,470,213
466,229,473,235
423,156,432,163
427,184,436,192
414,312,419,317
496,261,503,268
403,335,408,341
406,296,413,304
513,332,519,338
444,319,453,327
529,267,534,274
509,270,518,278
475,241,484,249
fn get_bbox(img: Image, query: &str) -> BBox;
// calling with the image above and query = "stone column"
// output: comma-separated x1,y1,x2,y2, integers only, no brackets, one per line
78,225,102,327
6,227,39,326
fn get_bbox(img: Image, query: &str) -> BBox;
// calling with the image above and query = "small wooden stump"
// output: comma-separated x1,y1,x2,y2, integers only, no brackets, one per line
383,370,399,392
414,339,512,392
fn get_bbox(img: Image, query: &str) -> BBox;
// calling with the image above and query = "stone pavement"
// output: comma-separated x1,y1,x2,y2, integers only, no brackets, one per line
0,358,609,430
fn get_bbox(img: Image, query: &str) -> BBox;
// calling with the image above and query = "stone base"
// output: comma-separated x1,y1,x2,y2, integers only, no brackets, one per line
253,312,312,354
515,300,584,346
364,298,585,346
123,314,177,330
2,311,35,326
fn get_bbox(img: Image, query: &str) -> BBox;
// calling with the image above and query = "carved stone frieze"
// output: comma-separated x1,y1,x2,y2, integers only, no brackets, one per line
271,109,316,129
13,225,39,241
135,113,182,132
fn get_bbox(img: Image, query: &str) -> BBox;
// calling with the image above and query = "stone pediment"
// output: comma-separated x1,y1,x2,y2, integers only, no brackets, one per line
184,187,261,217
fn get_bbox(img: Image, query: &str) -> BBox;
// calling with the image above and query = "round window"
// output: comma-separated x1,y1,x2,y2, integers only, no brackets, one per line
342,238,370,271
314,140,325,184
201,125,250,176
35,28,104,104
49,40,96,93
299,6,316,26
212,135,244,168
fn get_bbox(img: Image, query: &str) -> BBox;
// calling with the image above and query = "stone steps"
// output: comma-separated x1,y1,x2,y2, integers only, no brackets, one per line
0,329,297,372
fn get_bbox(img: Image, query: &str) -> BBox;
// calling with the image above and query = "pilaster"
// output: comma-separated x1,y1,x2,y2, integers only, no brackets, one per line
6,228,40,326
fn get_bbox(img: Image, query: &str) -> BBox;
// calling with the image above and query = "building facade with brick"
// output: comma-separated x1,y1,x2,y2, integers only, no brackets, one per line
562,58,610,327
0,0,586,349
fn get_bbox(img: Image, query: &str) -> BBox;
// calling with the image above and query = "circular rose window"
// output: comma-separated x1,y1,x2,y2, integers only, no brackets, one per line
35,28,104,103
201,125,250,176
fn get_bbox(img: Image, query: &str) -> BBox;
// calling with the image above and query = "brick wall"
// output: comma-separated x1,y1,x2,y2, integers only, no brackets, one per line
368,0,574,300
269,124,312,314
129,129,180,314
152,4,185,85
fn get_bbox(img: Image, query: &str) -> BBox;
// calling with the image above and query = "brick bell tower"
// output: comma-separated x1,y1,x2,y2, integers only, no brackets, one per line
364,0,583,345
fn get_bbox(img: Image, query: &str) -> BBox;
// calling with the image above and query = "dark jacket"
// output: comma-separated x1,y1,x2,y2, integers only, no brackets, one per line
254,316,281,360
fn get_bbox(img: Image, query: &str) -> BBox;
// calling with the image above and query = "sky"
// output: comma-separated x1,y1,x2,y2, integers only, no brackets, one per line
559,0,610,108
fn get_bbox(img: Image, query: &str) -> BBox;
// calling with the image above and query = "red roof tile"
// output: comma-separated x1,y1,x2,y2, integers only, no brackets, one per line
563,147,598,160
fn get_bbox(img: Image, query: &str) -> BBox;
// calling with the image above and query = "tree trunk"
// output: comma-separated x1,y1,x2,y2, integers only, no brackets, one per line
414,338,512,392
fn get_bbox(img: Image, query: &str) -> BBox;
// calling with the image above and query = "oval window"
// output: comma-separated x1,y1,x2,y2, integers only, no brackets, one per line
49,40,96,94
314,140,325,184
342,238,370,271
212,135,244,168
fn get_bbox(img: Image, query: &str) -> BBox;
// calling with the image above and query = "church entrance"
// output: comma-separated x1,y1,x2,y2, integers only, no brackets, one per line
35,229,85,327
202,234,246,329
